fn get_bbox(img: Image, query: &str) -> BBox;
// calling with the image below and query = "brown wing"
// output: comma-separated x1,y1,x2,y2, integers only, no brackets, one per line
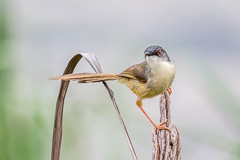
119,61,148,83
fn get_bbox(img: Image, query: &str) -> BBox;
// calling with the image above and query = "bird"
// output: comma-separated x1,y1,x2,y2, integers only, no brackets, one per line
50,45,175,131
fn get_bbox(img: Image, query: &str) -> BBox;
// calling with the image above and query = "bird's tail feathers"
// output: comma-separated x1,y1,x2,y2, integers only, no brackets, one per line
49,73,120,83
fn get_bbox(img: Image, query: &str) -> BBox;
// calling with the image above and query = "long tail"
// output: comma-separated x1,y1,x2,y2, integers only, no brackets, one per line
49,73,120,83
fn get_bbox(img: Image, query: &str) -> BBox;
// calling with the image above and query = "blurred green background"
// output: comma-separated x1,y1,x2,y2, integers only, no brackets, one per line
1,0,240,160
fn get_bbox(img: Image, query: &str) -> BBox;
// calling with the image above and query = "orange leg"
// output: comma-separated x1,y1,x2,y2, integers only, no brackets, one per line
167,86,172,95
136,98,170,131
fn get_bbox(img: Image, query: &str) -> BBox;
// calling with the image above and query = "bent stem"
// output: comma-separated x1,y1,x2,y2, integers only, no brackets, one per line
51,53,138,160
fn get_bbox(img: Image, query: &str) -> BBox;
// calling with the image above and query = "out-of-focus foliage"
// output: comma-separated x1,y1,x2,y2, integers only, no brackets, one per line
0,1,48,160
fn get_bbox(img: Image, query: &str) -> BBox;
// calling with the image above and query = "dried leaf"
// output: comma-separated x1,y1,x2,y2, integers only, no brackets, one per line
51,53,138,160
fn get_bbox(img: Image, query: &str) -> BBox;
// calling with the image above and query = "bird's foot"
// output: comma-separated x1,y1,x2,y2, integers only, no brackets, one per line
167,86,172,95
154,121,171,132
136,99,171,132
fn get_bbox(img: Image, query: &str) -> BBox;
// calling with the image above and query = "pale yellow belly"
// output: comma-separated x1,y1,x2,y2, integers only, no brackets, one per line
118,78,170,99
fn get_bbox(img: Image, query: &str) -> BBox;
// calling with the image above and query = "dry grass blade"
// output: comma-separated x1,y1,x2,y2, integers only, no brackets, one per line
82,53,138,159
51,54,82,160
51,53,138,160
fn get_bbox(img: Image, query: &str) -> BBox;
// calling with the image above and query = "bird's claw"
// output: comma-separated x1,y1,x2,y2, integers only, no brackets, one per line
154,121,171,132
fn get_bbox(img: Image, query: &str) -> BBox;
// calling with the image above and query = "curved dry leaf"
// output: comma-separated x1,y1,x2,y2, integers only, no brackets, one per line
51,53,138,160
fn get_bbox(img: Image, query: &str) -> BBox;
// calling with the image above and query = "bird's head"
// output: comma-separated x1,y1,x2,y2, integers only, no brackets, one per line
144,45,170,61
144,45,172,69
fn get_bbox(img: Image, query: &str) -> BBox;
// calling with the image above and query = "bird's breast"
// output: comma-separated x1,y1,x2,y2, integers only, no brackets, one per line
145,61,175,98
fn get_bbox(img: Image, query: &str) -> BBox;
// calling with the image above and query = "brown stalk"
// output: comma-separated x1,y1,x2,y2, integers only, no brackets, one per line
152,91,181,160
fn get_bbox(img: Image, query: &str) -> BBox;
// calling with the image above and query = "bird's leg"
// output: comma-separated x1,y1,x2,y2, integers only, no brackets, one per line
136,98,170,131
167,86,172,95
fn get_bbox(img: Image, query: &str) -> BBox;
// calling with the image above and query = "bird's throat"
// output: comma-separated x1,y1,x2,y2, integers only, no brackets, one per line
145,56,175,95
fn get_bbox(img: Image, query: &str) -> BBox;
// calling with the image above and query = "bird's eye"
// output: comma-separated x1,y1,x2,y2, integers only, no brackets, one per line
157,51,162,56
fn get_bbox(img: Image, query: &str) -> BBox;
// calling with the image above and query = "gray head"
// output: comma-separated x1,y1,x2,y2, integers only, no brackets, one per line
144,45,170,62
